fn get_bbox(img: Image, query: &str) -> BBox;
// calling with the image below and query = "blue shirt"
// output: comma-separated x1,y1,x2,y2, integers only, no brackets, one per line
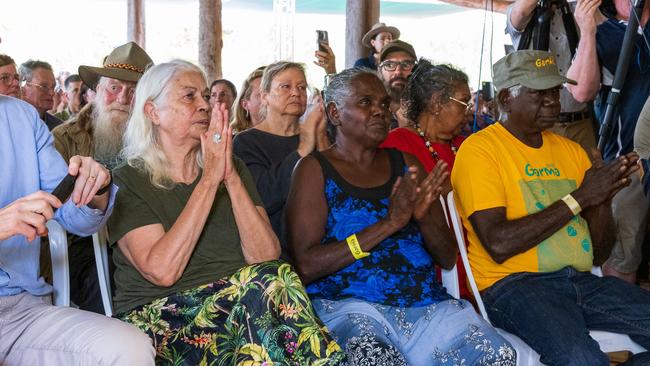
0,96,116,297
354,53,377,70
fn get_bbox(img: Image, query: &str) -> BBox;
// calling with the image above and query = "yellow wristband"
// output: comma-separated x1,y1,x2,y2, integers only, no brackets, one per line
346,234,370,260
561,194,582,216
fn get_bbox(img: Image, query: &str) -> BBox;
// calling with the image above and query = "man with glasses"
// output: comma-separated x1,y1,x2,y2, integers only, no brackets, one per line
51,41,153,314
0,54,20,98
19,60,62,131
377,40,417,129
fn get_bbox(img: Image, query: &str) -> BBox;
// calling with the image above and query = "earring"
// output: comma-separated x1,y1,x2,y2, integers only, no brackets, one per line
245,109,250,119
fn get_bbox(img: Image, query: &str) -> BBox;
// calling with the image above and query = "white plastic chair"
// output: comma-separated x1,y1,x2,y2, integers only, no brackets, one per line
48,220,113,316
439,195,461,298
92,225,113,317
444,191,646,365
47,219,70,307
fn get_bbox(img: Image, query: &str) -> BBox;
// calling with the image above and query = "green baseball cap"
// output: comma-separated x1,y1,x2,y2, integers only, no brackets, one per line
492,50,576,92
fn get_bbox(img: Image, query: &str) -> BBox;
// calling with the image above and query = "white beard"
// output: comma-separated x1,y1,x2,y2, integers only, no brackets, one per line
91,100,129,165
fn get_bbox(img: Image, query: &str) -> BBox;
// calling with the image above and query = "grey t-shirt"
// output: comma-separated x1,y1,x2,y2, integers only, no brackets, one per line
108,158,263,314
506,4,587,113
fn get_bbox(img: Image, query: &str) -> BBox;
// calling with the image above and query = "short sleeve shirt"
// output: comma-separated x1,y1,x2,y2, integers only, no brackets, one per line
451,123,593,291
108,157,263,314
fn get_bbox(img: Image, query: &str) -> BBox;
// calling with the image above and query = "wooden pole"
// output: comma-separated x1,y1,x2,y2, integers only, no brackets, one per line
127,0,146,48
199,0,223,82
345,0,379,68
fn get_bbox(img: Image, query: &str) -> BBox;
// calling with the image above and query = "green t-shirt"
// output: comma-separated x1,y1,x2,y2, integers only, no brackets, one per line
108,157,263,314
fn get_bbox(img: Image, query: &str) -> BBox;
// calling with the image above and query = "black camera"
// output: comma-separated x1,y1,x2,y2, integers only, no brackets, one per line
480,81,494,102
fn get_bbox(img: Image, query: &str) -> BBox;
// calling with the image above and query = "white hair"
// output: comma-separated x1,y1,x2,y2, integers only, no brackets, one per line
508,84,523,99
121,59,206,189
497,84,523,117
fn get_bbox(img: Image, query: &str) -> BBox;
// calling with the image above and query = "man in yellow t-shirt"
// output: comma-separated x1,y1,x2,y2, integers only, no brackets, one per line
452,50,650,365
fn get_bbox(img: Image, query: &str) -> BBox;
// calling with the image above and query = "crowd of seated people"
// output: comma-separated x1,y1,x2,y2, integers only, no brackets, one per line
2,5,650,364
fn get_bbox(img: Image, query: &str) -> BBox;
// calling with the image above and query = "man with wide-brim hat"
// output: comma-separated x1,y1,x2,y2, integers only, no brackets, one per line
452,49,650,365
353,22,400,70
79,41,152,91
51,41,152,315
53,41,153,169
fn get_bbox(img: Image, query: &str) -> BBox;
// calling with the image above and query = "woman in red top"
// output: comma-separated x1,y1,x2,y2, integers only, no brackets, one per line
381,59,472,298
381,59,470,181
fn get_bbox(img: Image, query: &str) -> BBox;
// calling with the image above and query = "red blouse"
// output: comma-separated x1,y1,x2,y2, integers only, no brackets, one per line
380,127,471,301
380,127,465,172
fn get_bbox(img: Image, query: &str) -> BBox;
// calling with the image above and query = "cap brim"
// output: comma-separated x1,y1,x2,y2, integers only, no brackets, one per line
79,65,143,91
520,75,577,90
362,26,400,47
379,46,416,63
496,75,577,93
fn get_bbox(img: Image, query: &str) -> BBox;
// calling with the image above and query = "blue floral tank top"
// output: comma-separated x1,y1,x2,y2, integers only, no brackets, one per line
305,149,452,307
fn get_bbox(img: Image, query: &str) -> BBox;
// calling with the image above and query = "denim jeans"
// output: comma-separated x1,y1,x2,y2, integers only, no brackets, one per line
483,266,650,366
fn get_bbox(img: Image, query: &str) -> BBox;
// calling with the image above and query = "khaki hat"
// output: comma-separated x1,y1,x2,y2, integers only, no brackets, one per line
379,40,417,63
362,22,400,48
492,50,576,92
79,42,153,91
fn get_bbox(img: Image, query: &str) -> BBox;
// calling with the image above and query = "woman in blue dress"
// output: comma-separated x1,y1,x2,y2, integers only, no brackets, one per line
285,67,516,365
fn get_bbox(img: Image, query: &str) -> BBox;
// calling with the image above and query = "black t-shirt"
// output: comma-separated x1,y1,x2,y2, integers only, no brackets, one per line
108,158,262,314
233,128,301,257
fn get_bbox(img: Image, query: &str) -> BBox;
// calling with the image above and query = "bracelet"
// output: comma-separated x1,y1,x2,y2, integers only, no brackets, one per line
346,234,370,260
561,194,582,216
96,171,113,196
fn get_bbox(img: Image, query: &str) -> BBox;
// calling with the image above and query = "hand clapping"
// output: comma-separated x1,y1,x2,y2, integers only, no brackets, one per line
201,102,235,185
387,162,449,229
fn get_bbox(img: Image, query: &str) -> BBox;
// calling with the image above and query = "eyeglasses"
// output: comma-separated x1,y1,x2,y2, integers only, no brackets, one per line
449,96,474,114
379,60,416,72
24,81,56,93
0,73,19,86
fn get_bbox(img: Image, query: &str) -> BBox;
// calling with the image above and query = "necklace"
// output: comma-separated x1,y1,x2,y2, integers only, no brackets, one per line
413,123,457,161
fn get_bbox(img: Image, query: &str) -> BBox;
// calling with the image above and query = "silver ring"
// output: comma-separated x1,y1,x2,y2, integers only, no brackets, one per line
213,133,222,143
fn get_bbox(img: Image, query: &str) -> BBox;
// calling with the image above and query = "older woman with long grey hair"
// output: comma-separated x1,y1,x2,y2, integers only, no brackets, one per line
108,60,344,365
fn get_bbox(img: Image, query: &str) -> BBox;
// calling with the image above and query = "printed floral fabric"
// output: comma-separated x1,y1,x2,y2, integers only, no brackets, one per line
306,149,452,307
120,260,345,365
313,297,517,366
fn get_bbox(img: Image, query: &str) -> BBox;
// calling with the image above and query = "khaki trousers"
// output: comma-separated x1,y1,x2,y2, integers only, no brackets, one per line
0,292,155,365
549,117,597,152
608,174,649,273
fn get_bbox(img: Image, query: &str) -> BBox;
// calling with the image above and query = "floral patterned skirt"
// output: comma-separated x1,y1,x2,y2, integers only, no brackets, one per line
313,297,516,366
120,260,345,365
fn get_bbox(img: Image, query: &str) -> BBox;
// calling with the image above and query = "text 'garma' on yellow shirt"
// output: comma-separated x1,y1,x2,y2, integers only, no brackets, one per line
451,122,594,291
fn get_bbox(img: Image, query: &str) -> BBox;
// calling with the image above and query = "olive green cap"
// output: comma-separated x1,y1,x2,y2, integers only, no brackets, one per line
492,50,576,92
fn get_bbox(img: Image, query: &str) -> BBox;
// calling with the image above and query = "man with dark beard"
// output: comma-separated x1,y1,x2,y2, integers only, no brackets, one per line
377,40,417,129
51,42,153,313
